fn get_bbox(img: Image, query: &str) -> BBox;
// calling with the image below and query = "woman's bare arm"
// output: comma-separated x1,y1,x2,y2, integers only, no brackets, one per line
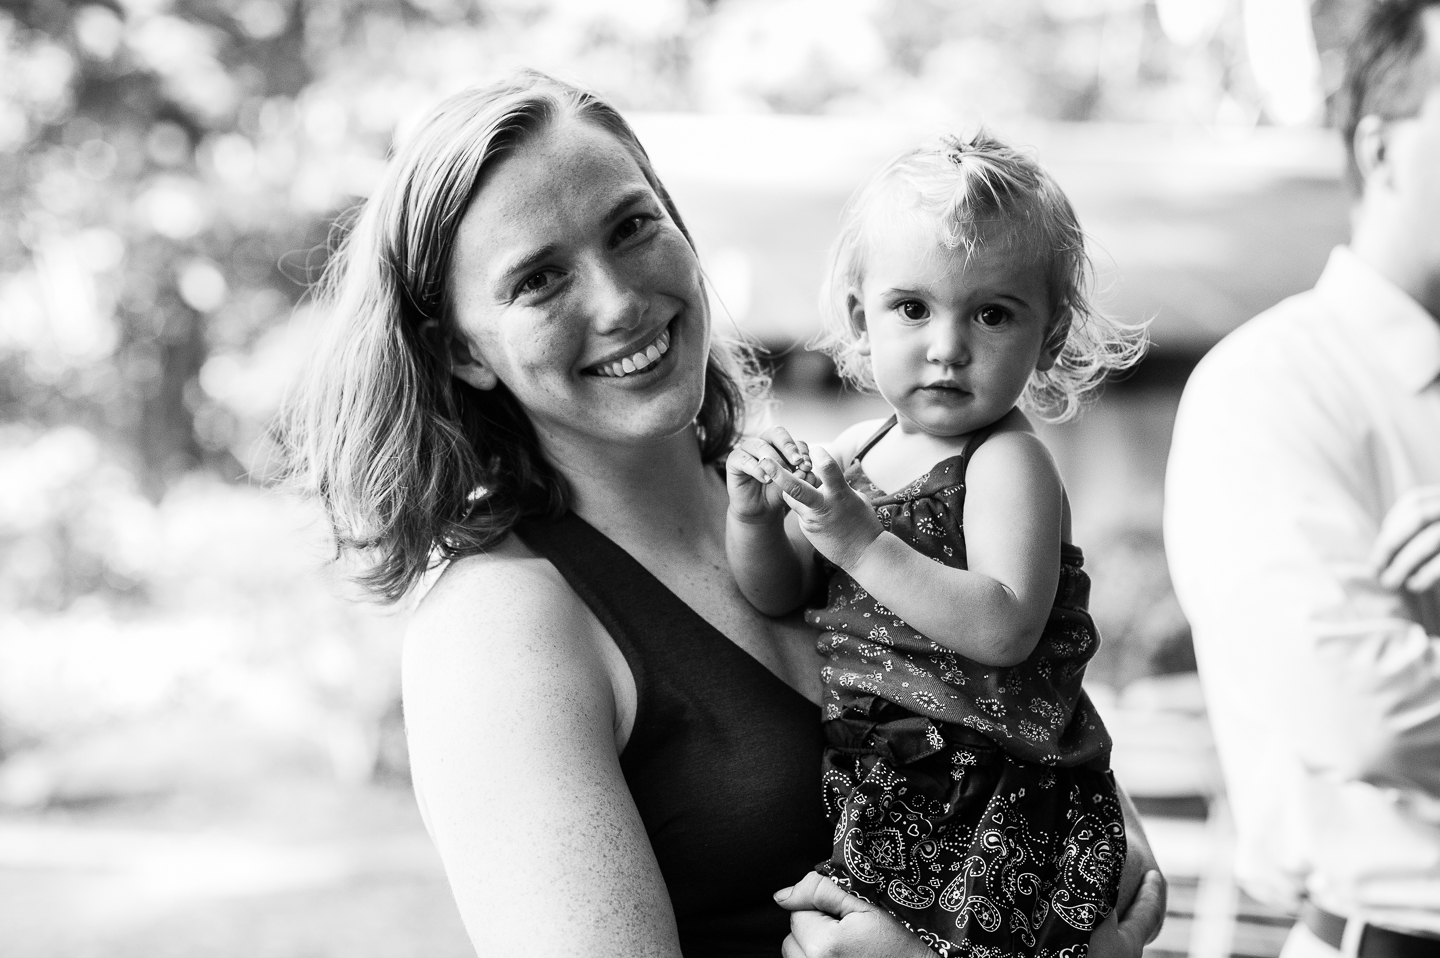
403,542,681,957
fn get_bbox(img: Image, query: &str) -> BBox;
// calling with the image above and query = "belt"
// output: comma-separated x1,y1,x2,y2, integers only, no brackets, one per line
1299,901,1440,958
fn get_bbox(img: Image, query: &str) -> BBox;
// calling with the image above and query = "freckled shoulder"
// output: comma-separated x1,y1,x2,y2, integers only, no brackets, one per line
413,535,591,637
403,535,618,717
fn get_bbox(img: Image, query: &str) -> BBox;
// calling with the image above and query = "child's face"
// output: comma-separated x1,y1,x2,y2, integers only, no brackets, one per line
852,219,1059,439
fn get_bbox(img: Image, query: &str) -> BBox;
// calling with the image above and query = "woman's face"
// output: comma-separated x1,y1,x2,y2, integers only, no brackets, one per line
447,118,710,457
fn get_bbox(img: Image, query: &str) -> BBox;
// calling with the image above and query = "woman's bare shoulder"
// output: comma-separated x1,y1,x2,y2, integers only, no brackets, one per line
404,534,607,680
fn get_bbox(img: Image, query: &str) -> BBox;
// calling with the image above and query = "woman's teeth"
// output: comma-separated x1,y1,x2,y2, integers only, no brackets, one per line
594,327,670,378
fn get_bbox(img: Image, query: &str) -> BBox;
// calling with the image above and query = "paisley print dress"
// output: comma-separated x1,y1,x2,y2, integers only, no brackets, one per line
808,417,1124,958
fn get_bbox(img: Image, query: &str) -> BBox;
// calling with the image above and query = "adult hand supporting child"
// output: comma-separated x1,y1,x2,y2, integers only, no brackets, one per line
773,872,939,958
773,868,1166,958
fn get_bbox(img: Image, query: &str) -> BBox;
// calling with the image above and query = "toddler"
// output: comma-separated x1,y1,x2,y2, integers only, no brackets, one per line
726,133,1147,957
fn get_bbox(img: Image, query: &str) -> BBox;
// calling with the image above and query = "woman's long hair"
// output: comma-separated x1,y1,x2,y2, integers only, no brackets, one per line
275,71,757,602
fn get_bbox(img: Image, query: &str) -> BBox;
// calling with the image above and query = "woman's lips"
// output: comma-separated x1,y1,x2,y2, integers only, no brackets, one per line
588,323,672,379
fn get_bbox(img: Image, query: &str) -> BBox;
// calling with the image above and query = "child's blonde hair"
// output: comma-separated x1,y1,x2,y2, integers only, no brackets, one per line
816,131,1147,423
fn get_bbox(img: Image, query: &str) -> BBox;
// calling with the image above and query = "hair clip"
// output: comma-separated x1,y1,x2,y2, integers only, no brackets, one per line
941,134,969,165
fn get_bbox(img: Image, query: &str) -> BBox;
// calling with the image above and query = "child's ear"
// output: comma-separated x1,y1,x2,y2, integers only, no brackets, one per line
1036,313,1069,372
448,333,500,391
847,292,871,356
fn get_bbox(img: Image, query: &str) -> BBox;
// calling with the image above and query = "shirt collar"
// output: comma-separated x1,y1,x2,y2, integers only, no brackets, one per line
1316,246,1440,393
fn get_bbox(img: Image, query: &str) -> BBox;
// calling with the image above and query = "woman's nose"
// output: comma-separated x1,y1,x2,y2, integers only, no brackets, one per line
584,260,647,334
926,318,969,366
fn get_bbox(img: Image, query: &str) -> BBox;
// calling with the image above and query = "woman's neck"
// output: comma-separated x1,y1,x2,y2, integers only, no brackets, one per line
539,424,727,550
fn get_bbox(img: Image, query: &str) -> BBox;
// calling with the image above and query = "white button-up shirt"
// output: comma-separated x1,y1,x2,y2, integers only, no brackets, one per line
1165,246,1440,934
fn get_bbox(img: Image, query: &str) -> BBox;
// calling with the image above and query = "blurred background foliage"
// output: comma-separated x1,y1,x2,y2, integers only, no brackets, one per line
0,0,1369,798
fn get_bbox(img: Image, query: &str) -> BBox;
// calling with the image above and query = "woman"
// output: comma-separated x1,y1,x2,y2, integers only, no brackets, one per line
281,71,1166,957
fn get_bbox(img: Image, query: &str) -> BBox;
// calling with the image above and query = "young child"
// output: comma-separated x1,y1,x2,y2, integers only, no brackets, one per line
726,133,1147,957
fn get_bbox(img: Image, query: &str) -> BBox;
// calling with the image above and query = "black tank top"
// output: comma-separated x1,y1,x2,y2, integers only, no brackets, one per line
517,511,830,957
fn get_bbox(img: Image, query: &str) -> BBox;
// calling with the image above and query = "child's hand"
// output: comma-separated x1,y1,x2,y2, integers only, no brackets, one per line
768,447,883,572
725,426,816,525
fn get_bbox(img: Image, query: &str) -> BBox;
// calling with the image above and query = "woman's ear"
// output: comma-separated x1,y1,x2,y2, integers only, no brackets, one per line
847,292,871,356
448,334,499,391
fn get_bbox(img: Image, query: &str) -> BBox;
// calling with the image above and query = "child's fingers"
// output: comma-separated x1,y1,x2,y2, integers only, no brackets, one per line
773,466,825,510
809,447,848,489
760,426,810,470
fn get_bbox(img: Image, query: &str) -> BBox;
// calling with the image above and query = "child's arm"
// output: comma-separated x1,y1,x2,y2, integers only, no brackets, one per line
769,430,1063,667
725,426,820,616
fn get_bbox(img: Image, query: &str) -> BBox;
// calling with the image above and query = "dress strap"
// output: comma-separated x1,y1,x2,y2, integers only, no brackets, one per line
853,415,898,464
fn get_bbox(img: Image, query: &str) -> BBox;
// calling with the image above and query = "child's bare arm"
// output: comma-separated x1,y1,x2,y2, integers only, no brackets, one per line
770,431,1063,667
725,427,819,616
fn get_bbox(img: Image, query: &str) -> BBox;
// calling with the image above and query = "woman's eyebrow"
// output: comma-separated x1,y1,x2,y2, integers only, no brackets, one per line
493,244,559,292
605,185,657,219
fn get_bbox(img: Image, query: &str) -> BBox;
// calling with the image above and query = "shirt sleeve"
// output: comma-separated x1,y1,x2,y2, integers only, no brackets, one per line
1165,334,1440,799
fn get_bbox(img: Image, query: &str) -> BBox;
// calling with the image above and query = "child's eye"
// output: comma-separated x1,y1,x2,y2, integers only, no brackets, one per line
976,305,1010,327
898,300,928,321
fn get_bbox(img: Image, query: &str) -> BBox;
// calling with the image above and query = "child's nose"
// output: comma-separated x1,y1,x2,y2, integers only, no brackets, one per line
926,320,969,366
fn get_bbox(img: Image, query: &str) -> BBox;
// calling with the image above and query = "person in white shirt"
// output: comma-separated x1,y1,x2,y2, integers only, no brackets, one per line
1164,2,1440,956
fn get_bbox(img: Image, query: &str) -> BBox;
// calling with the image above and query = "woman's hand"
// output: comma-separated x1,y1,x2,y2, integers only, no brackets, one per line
774,873,936,958
1095,783,1167,955
775,867,1166,958
769,447,884,572
726,426,814,525
1088,869,1167,958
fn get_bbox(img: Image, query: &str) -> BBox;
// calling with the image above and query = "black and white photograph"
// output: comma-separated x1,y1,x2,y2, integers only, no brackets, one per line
2,0,1438,956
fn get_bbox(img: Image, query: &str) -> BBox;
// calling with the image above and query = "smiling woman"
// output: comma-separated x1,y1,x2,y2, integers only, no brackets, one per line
444,119,713,462
275,71,1166,958
278,73,751,603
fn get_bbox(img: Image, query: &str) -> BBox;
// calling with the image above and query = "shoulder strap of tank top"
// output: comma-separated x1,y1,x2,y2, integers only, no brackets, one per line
513,510,807,760
853,414,898,464
959,419,1005,480
515,510,661,685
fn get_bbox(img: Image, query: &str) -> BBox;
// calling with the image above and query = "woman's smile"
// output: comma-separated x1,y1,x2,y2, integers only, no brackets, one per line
586,319,674,379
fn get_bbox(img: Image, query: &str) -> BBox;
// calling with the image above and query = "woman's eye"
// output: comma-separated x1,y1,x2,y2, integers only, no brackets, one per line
614,214,653,243
898,301,928,321
976,305,1010,327
517,270,557,296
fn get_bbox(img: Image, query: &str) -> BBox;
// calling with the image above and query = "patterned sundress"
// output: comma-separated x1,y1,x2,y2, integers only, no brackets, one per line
809,416,1124,958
